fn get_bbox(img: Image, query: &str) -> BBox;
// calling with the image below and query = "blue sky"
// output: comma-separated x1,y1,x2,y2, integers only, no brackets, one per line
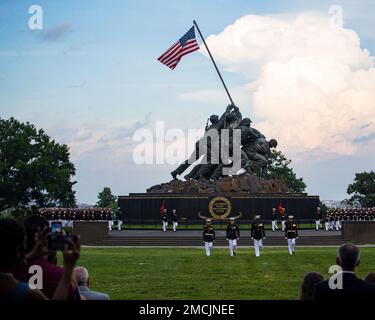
1,0,375,204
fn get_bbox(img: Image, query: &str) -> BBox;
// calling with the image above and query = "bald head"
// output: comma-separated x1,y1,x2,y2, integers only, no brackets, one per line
337,243,360,271
74,267,89,286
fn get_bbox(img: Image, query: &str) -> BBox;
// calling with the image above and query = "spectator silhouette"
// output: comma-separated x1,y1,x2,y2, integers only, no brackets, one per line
299,272,324,300
74,267,110,300
0,218,79,300
314,243,375,300
365,273,375,284
14,215,80,299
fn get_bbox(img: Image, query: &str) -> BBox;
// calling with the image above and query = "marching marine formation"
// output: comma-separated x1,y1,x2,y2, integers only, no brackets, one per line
226,217,240,256
203,219,216,256
285,216,298,255
251,215,266,257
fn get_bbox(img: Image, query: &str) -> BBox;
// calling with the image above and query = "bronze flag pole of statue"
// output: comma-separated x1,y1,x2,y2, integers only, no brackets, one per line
193,20,235,106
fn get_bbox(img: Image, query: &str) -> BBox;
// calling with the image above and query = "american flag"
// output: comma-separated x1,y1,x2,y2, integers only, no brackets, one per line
158,26,200,70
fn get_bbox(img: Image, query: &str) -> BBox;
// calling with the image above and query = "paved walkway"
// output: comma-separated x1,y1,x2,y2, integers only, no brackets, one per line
109,229,342,238
87,229,348,247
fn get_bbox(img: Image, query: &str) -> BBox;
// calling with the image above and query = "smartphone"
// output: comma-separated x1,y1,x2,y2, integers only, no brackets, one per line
51,221,62,233
48,222,73,251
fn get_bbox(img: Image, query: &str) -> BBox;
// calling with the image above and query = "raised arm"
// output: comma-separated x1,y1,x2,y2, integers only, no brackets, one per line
216,105,233,129
232,105,242,122
52,237,80,300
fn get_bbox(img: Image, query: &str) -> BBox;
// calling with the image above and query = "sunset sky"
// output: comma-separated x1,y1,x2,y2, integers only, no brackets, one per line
1,0,375,203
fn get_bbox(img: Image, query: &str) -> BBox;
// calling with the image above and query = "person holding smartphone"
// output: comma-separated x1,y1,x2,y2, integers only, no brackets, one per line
0,218,80,300
14,216,80,299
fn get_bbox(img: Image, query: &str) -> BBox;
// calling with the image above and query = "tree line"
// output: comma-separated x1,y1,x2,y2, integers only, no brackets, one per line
1,117,374,216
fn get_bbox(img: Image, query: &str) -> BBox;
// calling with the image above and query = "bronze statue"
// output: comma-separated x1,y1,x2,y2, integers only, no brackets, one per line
171,104,277,181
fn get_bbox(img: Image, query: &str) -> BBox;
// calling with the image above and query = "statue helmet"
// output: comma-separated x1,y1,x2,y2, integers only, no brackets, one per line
226,113,236,122
240,118,252,127
210,115,219,124
269,139,278,148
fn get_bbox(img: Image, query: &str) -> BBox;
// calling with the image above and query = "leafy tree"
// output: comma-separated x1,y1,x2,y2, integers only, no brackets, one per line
347,171,375,207
0,117,76,211
96,187,117,209
262,149,307,193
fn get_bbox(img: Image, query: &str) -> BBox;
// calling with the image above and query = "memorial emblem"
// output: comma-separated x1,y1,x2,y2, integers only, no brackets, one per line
208,196,232,219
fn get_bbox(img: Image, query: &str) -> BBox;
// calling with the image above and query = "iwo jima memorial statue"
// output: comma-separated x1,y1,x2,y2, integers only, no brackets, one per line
118,22,319,223
119,103,319,223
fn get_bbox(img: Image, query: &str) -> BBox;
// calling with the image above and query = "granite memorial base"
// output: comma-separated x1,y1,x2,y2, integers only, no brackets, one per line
119,193,320,222
73,221,108,245
343,221,375,244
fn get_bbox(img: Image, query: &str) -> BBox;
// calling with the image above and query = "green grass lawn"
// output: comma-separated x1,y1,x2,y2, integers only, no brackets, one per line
76,247,375,300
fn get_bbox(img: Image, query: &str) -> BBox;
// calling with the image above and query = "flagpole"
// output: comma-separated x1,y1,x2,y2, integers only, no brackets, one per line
193,20,235,106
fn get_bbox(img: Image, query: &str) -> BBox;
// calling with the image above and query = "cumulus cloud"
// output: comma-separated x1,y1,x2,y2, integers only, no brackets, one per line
179,83,256,109
183,12,375,159
47,113,152,162
39,112,201,168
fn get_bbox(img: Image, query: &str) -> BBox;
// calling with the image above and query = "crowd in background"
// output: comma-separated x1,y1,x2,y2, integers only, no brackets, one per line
323,207,375,231
325,207,375,221
37,207,123,231
38,208,114,222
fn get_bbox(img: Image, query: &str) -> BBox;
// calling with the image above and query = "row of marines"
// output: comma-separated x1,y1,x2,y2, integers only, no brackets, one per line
203,215,298,257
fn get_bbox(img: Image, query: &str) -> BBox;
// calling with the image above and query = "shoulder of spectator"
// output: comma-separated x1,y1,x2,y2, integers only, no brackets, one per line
314,279,329,290
96,292,110,300
313,280,329,300
27,288,48,300
364,280,375,290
